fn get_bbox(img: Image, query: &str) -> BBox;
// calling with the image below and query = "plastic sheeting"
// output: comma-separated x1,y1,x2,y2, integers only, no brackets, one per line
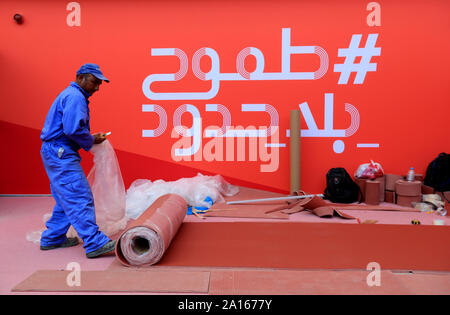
26,213,52,244
87,140,128,236
115,194,187,266
125,173,239,220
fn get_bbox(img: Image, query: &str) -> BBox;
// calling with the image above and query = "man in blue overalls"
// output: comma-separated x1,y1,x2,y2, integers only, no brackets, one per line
40,63,116,258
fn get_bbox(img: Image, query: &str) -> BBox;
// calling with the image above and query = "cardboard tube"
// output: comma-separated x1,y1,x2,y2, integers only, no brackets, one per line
289,110,301,194
115,194,187,267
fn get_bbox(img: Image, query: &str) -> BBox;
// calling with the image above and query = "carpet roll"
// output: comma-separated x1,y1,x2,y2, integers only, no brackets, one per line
115,194,187,267
355,178,366,202
396,195,422,207
395,180,422,207
395,180,422,197
365,180,380,205
355,176,384,202
377,175,385,202
385,174,403,191
385,190,395,203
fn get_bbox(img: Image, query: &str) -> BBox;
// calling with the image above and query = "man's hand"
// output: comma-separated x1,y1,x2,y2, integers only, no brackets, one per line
93,132,107,144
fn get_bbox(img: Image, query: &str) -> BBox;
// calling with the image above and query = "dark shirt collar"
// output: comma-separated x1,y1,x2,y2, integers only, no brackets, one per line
70,81,91,99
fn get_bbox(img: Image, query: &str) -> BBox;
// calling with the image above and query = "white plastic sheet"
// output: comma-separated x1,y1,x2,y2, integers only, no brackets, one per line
125,173,239,219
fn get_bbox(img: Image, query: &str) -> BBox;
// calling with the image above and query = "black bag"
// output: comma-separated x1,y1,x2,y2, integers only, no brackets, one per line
424,152,450,192
324,167,360,203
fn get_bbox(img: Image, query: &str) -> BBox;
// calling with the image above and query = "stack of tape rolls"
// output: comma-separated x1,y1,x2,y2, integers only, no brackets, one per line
395,180,422,207
115,194,187,267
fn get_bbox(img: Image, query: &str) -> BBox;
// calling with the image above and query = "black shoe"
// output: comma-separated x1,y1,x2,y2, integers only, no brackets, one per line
86,240,116,258
40,237,79,250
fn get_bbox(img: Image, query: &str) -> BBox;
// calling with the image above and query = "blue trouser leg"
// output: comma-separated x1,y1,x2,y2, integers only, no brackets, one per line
40,142,110,253
40,183,71,245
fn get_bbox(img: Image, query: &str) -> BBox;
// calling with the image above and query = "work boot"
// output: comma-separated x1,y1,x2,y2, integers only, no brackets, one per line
40,237,79,250
86,240,116,258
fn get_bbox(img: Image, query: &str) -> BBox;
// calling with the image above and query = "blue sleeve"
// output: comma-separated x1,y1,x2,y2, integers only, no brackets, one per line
62,94,95,151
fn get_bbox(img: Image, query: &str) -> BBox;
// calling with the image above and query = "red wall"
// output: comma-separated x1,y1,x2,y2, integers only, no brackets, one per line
1,0,449,194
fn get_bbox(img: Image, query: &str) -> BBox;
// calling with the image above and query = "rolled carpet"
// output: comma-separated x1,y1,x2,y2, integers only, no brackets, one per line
115,194,187,266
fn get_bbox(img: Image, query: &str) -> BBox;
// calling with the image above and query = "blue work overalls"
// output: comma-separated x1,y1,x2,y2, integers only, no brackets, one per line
39,82,110,253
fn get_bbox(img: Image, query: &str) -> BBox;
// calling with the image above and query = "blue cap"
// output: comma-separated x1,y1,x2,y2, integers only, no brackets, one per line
76,63,110,83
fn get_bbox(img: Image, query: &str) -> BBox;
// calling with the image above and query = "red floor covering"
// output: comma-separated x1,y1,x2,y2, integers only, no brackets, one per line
1,195,449,294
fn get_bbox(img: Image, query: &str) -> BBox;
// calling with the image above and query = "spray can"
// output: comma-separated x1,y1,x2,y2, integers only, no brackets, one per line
407,167,415,182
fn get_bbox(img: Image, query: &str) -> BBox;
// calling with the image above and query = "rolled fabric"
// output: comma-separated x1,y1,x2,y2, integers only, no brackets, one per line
422,184,434,194
385,190,395,203
377,175,385,202
395,180,422,197
356,176,385,202
385,174,403,191
365,180,380,205
115,194,187,267
397,195,421,208
355,178,366,202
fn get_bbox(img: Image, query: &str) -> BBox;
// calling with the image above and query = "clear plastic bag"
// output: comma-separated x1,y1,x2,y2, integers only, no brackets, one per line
125,173,239,219
87,139,128,236
26,213,52,244
354,160,384,179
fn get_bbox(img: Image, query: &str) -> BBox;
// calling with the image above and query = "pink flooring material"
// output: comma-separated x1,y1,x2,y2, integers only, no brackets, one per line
12,269,210,293
1,196,450,295
184,186,450,225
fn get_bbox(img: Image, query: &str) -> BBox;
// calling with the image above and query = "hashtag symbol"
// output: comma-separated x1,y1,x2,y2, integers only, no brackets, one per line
334,34,381,84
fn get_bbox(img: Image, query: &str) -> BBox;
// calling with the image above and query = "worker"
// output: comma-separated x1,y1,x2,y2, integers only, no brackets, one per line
39,63,116,258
